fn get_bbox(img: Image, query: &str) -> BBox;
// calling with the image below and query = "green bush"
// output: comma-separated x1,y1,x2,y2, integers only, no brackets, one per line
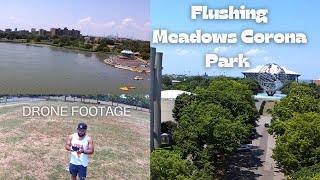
151,150,194,180
161,121,177,135
294,163,320,180
272,113,320,175
259,100,266,115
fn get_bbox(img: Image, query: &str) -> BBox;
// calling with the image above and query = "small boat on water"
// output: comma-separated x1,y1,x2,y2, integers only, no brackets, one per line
120,86,136,91
115,65,133,71
132,76,144,80
120,87,129,91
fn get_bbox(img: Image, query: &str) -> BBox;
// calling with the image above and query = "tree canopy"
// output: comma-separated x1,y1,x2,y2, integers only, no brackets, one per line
152,77,259,179
268,82,320,178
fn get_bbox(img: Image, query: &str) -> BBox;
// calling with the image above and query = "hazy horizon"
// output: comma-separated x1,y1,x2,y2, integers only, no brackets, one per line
0,0,150,40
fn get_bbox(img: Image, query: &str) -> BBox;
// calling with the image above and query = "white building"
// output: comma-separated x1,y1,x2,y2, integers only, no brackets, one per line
161,90,191,122
121,49,134,58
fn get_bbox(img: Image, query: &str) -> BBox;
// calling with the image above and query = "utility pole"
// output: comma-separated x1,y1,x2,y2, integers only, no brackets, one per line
150,48,156,151
154,51,163,149
150,47,163,151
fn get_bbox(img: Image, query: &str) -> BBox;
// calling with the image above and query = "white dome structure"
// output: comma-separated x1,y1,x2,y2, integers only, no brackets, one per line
161,90,191,122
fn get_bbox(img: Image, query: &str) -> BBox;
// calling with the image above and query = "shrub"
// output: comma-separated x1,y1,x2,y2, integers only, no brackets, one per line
259,100,266,115
151,150,194,180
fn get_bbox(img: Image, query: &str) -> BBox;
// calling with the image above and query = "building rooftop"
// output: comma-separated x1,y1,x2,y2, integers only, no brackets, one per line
242,65,300,76
121,50,134,54
161,90,191,100
171,80,181,83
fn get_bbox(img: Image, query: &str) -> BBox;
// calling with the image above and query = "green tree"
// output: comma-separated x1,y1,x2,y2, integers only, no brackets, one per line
103,46,111,52
269,83,320,137
280,80,294,94
195,77,259,126
239,77,262,95
272,113,320,175
95,44,104,52
173,101,249,174
151,150,195,180
172,93,196,122
162,76,173,89
84,43,93,49
294,163,320,180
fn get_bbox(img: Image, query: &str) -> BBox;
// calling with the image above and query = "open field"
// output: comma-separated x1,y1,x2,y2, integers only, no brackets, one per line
0,100,149,180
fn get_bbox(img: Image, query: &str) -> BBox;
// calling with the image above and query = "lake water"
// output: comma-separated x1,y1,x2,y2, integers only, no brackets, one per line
254,93,287,99
0,42,150,94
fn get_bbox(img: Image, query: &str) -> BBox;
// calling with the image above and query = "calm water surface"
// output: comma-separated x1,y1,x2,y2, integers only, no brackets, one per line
0,42,149,94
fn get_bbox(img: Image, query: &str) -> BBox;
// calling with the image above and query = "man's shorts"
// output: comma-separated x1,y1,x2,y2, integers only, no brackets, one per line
69,163,87,180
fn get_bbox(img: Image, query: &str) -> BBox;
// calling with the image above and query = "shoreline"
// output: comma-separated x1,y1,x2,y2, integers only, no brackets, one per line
0,40,119,55
0,40,150,73
103,56,150,73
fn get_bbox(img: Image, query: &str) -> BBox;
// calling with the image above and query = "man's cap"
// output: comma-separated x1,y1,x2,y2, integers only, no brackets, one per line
77,122,87,131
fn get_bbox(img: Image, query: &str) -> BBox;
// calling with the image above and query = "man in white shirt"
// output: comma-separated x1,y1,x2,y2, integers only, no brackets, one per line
65,123,94,180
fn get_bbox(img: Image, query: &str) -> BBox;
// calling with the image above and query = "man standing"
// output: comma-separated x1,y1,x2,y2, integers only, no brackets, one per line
65,123,94,180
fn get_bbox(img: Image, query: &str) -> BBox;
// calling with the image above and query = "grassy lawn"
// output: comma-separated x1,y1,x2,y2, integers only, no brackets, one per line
262,100,279,116
0,101,149,180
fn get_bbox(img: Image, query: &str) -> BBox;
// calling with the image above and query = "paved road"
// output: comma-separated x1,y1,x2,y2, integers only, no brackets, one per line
224,116,284,180
224,101,285,180
252,116,284,180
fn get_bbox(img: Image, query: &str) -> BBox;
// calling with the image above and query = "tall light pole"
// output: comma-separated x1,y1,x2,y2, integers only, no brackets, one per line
150,47,163,151
150,48,156,151
154,52,163,149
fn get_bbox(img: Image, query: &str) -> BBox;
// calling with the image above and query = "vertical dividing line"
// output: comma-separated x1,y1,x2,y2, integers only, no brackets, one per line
154,52,163,149
150,47,156,151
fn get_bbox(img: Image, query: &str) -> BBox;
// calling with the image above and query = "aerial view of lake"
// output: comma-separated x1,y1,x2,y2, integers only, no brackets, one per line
0,42,150,94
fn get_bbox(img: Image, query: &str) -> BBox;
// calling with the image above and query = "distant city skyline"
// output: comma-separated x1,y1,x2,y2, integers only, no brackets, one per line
0,26,146,39
1,27,81,38
0,0,149,40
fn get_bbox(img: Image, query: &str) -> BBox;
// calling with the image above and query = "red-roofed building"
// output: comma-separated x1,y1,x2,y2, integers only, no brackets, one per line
312,79,320,85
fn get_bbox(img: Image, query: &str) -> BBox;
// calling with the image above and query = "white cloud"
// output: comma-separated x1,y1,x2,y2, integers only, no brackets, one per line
143,20,150,28
121,18,133,25
79,17,92,24
245,49,266,56
213,46,228,54
176,49,191,56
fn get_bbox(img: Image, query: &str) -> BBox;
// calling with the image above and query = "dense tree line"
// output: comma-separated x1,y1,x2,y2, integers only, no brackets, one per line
151,77,259,179
113,39,150,60
0,94,149,109
268,82,320,179
69,94,149,109
0,32,150,60
162,75,262,95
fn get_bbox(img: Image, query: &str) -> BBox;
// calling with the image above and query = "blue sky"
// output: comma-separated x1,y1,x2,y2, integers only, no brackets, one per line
0,0,149,40
151,0,320,80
